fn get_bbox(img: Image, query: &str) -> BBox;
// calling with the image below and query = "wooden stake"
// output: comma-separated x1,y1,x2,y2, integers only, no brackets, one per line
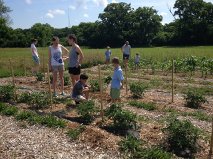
24,57,27,76
208,117,213,159
47,64,53,108
98,64,104,121
9,59,17,100
125,63,128,95
42,52,45,72
172,60,174,103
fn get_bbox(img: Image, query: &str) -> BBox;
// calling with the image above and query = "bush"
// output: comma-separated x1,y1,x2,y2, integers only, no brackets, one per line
105,104,137,130
66,125,85,140
18,92,32,103
129,82,148,98
29,92,51,109
90,80,100,92
163,116,199,157
35,72,45,81
76,100,98,124
184,89,207,109
0,85,15,102
129,101,156,111
16,111,36,120
1,106,18,116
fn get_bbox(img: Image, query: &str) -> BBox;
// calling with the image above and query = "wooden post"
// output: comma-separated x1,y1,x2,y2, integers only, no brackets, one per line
98,64,104,122
42,52,45,72
125,63,128,95
208,117,213,159
172,60,174,103
9,59,17,100
24,57,27,76
47,64,53,108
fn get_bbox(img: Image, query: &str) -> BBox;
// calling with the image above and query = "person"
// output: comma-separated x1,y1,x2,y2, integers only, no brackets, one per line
105,46,111,64
110,57,124,102
72,74,89,104
48,36,69,97
31,38,40,74
135,53,140,70
121,41,131,64
67,34,84,86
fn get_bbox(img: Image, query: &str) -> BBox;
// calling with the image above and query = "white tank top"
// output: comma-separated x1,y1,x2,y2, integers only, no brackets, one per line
49,45,64,66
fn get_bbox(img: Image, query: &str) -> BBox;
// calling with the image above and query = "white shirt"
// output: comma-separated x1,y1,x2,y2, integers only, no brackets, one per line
122,44,131,55
31,43,38,57
49,45,64,66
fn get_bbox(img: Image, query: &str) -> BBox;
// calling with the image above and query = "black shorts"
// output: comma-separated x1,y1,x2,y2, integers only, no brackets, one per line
123,54,130,60
68,66,81,75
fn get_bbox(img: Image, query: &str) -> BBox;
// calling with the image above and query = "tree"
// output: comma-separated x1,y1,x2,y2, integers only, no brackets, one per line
0,0,12,25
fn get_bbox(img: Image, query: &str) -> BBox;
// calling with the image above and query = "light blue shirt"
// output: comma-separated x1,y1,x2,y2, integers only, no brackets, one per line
111,66,124,89
122,44,131,55
68,47,78,68
105,50,111,59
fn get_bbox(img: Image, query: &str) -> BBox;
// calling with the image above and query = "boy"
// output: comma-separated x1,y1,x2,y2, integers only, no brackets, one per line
105,46,111,64
72,74,89,104
110,57,124,102
31,38,40,74
134,53,140,70
121,41,131,64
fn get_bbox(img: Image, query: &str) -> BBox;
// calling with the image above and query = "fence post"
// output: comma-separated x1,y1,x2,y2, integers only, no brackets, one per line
23,57,27,76
47,64,53,108
172,60,175,103
208,117,213,159
125,63,128,95
98,64,104,122
9,59,17,100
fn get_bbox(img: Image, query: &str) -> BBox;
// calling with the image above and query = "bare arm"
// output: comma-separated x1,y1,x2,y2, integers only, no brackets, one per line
76,45,84,66
60,45,69,56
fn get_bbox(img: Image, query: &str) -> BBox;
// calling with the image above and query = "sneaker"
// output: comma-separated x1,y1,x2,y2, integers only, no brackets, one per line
61,92,66,96
53,92,58,97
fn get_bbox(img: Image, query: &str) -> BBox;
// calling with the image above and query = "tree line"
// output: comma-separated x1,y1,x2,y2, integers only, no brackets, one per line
0,0,213,48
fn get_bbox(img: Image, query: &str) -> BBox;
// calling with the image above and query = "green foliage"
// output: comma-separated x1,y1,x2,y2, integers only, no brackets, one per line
163,116,199,157
129,82,148,98
0,102,6,112
90,80,100,92
18,92,32,103
66,125,86,140
141,147,172,159
1,106,18,116
76,100,97,124
0,85,15,102
64,75,70,86
105,104,137,130
104,76,112,85
16,111,36,121
41,115,66,128
129,101,156,111
29,92,51,109
184,89,207,109
35,72,44,81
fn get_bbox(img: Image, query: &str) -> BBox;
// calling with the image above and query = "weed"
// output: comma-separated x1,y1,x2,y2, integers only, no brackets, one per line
129,101,156,111
129,82,148,98
16,111,36,121
66,125,86,140
0,85,15,102
17,92,32,103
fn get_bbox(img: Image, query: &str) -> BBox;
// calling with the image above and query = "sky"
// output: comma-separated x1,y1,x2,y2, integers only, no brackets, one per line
4,0,213,29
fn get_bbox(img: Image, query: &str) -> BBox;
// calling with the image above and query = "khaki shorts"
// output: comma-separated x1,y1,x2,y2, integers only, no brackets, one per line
75,95,86,102
110,88,120,99
52,65,64,72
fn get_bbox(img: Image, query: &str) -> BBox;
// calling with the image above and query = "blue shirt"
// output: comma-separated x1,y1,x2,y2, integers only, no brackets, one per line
105,50,111,59
111,66,124,89
122,44,131,55
72,80,85,98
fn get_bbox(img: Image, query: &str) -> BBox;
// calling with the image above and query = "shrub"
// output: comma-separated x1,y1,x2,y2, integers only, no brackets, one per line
1,106,18,116
66,125,85,140
35,72,45,81
129,82,148,98
29,92,51,109
90,80,100,92
0,85,15,102
105,104,137,130
184,89,207,109
76,100,98,124
16,111,36,120
129,101,156,111
163,116,199,157
18,92,32,103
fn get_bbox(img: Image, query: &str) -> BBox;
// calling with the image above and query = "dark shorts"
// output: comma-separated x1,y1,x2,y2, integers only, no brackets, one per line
123,54,130,60
68,66,81,75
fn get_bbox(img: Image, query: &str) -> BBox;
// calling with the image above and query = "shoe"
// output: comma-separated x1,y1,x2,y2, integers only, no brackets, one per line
53,92,58,97
61,92,66,96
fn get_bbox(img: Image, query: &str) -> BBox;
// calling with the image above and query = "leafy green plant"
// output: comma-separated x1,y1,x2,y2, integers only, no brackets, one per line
16,111,36,121
184,89,207,109
163,116,199,157
142,147,172,159
18,92,32,103
0,85,15,102
35,72,44,81
105,104,137,130
1,106,18,116
0,102,6,112
29,92,51,109
129,101,156,111
104,76,112,85
76,100,98,124
129,82,148,98
90,80,100,92
64,75,70,86
66,125,86,140
41,115,66,128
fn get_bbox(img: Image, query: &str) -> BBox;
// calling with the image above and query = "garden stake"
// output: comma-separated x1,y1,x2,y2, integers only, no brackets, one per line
125,63,128,95
172,59,174,103
24,57,27,76
47,64,53,108
9,59,17,100
208,117,213,159
42,52,45,72
98,64,104,122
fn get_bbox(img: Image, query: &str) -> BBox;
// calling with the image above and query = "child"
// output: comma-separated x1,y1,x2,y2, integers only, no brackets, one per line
105,46,111,64
134,53,140,70
72,74,89,104
31,38,40,74
110,57,124,102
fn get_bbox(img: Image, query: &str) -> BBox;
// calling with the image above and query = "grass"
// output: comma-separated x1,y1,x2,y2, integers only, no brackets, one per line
0,46,213,77
129,101,156,111
66,125,86,140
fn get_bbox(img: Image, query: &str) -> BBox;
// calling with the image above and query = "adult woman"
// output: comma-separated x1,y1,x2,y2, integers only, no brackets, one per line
31,38,40,74
67,34,84,86
121,41,131,64
48,36,69,97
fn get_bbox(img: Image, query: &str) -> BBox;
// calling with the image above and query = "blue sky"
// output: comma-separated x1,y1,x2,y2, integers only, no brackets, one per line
4,0,213,29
